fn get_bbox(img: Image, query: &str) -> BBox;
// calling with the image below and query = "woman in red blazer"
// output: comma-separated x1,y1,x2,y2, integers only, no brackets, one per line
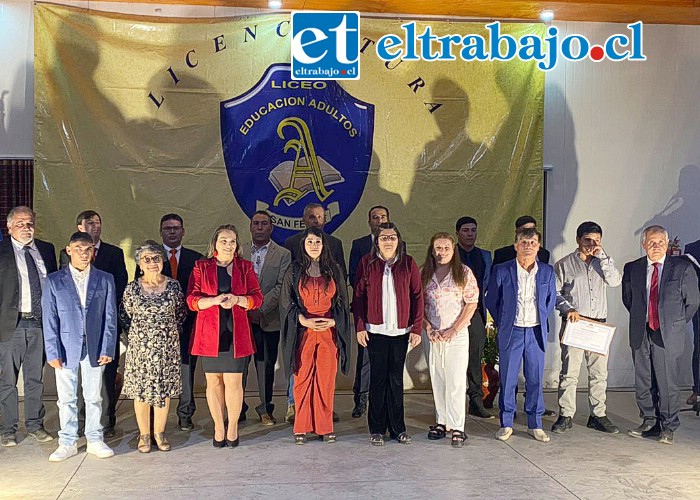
187,224,262,448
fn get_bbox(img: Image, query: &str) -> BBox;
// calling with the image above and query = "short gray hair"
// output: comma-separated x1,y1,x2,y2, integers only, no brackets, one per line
6,206,36,226
134,240,166,262
642,225,668,243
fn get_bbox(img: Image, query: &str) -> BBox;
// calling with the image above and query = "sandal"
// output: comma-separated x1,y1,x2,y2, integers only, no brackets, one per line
451,430,467,447
324,433,337,443
428,424,447,440
294,433,306,445
396,432,412,444
369,433,384,446
153,432,171,452
137,434,152,453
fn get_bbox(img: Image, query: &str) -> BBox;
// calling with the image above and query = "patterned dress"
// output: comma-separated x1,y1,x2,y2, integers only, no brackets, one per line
120,278,186,407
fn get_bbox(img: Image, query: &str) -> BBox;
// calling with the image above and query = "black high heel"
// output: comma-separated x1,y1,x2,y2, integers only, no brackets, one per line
213,436,226,448
226,437,239,448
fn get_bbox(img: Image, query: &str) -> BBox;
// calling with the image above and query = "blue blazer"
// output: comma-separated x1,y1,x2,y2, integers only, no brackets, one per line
42,267,118,369
485,260,556,350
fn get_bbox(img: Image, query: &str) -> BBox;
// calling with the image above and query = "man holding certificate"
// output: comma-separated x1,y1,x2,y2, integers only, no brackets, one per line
622,225,700,445
551,222,622,435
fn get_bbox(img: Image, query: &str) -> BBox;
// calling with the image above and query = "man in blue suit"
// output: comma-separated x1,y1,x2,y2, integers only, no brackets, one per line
42,232,117,462
486,227,556,442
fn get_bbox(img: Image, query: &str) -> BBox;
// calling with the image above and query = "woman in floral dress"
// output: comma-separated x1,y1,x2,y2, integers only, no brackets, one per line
120,241,186,453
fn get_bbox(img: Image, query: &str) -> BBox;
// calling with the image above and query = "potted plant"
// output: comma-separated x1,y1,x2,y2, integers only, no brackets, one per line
481,323,499,409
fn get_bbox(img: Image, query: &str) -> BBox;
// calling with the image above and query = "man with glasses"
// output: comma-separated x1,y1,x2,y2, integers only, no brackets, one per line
0,206,57,447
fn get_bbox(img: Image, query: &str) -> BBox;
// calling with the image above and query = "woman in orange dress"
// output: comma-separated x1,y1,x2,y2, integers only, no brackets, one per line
280,227,352,444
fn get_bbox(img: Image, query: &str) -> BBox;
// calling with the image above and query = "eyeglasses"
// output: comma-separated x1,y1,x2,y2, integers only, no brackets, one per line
379,235,398,242
141,255,163,264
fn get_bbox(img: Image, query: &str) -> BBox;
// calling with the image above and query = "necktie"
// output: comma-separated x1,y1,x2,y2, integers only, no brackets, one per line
92,246,98,263
23,246,42,319
648,262,660,331
169,249,178,279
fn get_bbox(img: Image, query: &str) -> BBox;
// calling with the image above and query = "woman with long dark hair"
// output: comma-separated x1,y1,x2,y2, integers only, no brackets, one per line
186,224,263,448
353,222,423,446
421,232,479,447
280,227,352,444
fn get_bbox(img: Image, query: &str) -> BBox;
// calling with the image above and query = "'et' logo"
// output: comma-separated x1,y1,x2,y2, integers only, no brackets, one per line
290,11,360,80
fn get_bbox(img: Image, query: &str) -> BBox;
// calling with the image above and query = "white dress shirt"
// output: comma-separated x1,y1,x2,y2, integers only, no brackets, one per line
646,255,666,318
366,255,409,336
251,241,271,277
515,260,540,327
69,264,91,309
163,244,182,264
11,238,48,313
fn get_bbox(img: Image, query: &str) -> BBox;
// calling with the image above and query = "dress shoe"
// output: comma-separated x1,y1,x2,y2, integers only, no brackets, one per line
352,393,368,418
103,426,116,438
86,440,114,458
285,405,295,424
0,433,17,447
468,405,495,419
179,417,194,432
587,415,619,434
49,444,78,462
226,437,240,448
154,433,171,452
137,434,152,453
528,428,551,443
28,427,54,443
658,430,674,445
687,392,698,405
495,427,513,441
260,414,276,426
551,415,573,434
627,421,658,438
212,437,227,448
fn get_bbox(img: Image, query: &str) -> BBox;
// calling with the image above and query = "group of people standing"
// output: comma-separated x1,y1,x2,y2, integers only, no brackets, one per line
0,202,697,463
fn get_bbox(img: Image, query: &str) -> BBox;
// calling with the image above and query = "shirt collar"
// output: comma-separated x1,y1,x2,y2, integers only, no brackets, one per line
69,263,91,278
94,240,101,251
252,241,271,252
11,237,35,251
647,255,666,267
163,244,182,253
516,259,538,275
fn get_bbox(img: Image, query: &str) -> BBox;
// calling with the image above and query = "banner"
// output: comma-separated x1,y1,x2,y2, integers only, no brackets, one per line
34,4,544,273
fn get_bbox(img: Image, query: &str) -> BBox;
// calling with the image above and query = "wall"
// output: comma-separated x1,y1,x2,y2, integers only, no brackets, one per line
3,0,700,390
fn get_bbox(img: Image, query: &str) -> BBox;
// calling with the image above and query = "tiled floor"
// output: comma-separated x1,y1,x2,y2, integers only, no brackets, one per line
2,390,700,499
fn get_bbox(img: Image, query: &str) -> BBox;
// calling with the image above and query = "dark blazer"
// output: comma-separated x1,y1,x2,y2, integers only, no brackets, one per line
186,257,263,358
284,231,347,280
0,238,57,342
493,245,550,267
348,235,407,288
42,267,118,368
485,260,557,350
60,241,128,301
279,261,352,378
622,256,700,358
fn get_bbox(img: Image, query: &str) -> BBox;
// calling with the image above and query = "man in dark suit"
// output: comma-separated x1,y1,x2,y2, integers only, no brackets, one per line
622,225,700,444
0,206,57,447
60,210,128,437
455,216,494,419
284,202,347,279
681,238,700,406
240,210,291,425
492,215,551,266
158,214,202,431
348,205,390,418
486,227,556,443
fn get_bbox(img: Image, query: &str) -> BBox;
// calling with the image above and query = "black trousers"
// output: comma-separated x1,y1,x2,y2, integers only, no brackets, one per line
352,343,371,402
176,356,198,420
242,325,280,415
0,320,46,434
692,313,700,394
367,333,409,437
631,325,681,432
467,312,486,409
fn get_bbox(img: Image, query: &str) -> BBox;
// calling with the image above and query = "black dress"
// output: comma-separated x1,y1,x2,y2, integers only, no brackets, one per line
200,265,247,374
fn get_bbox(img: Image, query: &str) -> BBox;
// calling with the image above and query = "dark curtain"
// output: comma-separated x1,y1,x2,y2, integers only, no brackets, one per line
0,159,34,238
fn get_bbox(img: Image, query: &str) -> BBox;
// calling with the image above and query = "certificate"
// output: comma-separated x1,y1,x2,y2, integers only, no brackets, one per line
562,319,616,356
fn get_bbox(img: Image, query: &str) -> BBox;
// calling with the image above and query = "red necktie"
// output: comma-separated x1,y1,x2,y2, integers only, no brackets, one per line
648,262,660,331
169,249,178,280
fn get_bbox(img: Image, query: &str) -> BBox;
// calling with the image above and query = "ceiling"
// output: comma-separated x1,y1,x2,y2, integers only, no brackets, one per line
99,0,700,25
